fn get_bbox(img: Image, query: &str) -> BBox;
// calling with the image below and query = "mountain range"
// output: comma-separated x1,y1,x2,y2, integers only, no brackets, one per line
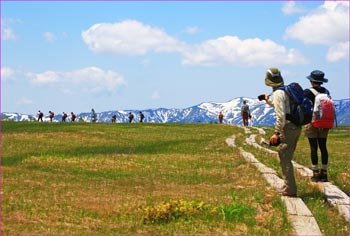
2,97,350,126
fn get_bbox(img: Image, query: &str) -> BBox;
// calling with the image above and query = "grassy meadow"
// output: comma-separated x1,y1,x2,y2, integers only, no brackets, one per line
1,121,349,235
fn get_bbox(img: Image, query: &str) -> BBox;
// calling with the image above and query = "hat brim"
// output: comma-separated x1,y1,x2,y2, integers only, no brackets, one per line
306,75,328,83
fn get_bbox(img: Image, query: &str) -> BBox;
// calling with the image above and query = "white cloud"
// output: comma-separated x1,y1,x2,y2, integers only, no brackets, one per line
82,19,307,67
282,1,305,15
285,1,349,45
32,70,60,84
62,32,69,38
181,36,307,66
151,90,160,100
1,18,20,40
141,59,151,67
67,67,125,93
2,27,16,40
285,1,349,62
1,67,16,81
62,88,73,94
16,97,33,106
82,20,185,55
29,67,126,93
43,32,55,43
184,26,200,35
326,42,349,62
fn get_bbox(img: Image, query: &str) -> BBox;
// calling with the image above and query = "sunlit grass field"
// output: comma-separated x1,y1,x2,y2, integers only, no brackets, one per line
1,121,349,234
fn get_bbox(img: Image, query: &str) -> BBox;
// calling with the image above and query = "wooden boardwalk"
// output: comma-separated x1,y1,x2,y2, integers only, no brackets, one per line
226,126,350,235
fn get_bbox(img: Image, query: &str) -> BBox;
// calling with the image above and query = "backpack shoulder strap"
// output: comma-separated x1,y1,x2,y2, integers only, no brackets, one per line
324,88,330,96
276,85,285,91
309,88,319,96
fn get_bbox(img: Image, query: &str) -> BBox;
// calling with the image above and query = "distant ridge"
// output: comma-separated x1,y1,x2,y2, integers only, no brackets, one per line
2,97,350,126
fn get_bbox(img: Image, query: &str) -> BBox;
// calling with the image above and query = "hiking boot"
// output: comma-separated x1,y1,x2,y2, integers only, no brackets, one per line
311,169,320,182
278,187,297,198
319,169,328,182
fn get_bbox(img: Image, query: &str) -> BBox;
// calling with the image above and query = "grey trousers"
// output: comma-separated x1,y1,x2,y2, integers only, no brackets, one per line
278,122,301,195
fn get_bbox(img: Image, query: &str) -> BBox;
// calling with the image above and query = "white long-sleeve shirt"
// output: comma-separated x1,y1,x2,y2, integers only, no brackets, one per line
266,89,291,134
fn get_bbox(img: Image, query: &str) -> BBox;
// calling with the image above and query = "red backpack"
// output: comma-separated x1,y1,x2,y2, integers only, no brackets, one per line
310,88,335,129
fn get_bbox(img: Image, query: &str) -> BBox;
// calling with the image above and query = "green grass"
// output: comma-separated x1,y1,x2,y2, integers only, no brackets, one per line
2,121,288,234
1,121,348,234
243,125,350,235
256,126,349,194
297,126,350,194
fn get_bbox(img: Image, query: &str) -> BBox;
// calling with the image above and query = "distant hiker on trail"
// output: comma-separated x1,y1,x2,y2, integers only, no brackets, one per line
241,100,250,126
128,112,134,123
49,111,55,122
218,112,224,124
62,112,68,122
71,112,76,122
304,70,333,183
139,112,145,123
263,67,300,197
91,108,97,123
37,110,44,122
111,114,117,123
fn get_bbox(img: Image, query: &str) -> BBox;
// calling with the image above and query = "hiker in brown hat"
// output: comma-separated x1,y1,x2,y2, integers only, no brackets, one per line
304,70,332,182
262,68,300,197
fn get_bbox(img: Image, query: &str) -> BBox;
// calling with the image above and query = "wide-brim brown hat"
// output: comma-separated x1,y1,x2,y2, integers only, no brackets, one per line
306,70,328,83
265,68,284,87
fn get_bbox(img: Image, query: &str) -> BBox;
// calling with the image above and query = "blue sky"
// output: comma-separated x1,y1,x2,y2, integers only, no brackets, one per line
1,1,349,115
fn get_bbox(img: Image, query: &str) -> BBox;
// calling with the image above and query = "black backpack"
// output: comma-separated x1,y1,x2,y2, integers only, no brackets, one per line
277,83,312,126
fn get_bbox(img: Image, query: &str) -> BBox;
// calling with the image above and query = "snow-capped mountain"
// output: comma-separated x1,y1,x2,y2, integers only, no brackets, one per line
2,97,350,126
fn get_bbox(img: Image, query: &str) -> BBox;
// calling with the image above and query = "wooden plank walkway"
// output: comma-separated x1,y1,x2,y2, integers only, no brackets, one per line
243,129,350,223
225,136,322,235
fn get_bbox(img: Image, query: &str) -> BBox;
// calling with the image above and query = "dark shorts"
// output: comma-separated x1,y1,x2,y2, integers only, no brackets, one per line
304,124,329,139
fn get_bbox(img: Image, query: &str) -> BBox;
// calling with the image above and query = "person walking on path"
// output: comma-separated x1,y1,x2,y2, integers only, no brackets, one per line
91,108,97,122
37,110,44,122
128,112,134,123
262,68,301,197
241,101,250,126
49,111,55,122
139,112,145,123
218,112,224,124
304,70,331,182
71,112,76,122
111,114,117,123
62,112,68,122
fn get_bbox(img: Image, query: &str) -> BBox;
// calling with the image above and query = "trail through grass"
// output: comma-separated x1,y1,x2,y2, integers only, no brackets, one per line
244,125,350,235
2,122,348,234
